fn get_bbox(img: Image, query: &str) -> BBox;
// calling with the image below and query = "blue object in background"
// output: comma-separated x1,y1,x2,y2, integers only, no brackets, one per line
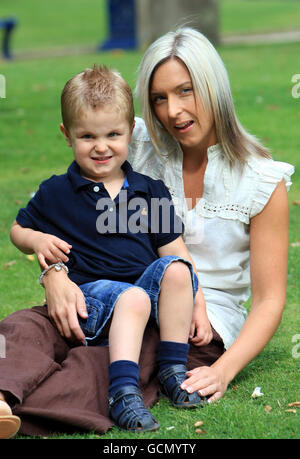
0,17,17,59
99,0,137,50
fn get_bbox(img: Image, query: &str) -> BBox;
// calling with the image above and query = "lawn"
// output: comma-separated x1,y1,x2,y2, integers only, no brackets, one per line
0,0,299,441
0,0,107,51
221,0,300,36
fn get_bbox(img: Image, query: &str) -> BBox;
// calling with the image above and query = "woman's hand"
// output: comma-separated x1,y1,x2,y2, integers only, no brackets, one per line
43,269,87,344
181,365,228,403
189,297,213,346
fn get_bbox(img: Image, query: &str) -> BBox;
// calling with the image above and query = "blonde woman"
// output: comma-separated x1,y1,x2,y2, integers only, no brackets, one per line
128,26,294,403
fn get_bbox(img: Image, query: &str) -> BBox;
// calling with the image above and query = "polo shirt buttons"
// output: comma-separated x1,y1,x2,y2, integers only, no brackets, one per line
109,207,114,212
93,186,100,192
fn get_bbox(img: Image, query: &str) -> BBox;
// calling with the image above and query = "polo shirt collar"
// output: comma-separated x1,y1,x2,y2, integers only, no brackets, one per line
122,160,148,193
67,161,91,191
67,160,148,194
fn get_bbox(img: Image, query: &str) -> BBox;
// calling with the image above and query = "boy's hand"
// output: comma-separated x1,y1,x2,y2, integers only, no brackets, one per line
189,297,213,346
32,233,72,270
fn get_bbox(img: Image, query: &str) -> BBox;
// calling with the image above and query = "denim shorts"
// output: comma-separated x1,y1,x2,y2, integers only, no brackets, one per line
78,255,198,346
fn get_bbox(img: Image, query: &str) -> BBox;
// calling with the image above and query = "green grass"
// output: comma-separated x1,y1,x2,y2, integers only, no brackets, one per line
1,0,300,55
221,0,300,36
0,1,299,441
0,0,107,51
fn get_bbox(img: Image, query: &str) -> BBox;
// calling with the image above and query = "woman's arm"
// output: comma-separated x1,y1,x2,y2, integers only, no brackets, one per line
42,268,88,344
181,179,289,402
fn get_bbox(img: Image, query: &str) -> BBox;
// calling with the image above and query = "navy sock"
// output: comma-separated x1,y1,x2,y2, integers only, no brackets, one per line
157,341,189,371
108,360,140,397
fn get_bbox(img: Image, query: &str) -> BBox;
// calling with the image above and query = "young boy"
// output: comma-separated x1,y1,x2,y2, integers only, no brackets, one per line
10,65,211,432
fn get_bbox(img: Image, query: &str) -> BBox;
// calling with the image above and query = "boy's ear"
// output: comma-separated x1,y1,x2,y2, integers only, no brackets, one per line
130,120,136,137
60,123,72,147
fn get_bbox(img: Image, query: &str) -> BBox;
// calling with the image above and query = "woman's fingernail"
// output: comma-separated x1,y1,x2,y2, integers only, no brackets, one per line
181,383,186,390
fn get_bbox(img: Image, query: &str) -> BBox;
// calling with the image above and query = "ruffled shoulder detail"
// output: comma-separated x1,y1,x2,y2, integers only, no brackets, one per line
247,155,294,218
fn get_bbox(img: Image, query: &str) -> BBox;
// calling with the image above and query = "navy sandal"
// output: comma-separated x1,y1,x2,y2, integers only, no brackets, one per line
108,385,160,432
158,364,207,408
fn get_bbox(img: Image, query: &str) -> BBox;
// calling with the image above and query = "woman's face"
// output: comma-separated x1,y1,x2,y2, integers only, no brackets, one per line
150,58,217,156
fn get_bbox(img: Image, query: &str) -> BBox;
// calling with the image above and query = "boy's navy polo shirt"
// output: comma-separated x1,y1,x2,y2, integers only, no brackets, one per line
16,160,184,285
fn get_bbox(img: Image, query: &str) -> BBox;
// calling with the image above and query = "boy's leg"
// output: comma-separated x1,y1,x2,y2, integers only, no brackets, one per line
109,287,151,363
106,287,159,432
80,281,159,432
135,256,204,408
108,287,150,395
158,260,194,343
157,260,205,407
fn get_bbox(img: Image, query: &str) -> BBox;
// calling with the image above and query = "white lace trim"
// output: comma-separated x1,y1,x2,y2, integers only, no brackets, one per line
172,198,251,226
200,201,250,223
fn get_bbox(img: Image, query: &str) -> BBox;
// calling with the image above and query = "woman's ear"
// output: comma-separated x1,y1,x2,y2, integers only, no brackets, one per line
60,123,72,147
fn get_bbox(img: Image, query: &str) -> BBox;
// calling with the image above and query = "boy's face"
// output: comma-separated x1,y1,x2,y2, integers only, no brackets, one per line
60,105,134,183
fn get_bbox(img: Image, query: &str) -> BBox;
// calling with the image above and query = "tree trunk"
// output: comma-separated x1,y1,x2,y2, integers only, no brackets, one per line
137,0,219,48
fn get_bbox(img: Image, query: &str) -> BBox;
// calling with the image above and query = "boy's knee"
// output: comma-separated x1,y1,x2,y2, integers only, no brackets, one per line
120,287,151,317
162,261,192,287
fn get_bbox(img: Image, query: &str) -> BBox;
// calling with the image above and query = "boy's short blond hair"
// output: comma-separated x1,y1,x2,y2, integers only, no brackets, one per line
61,65,134,131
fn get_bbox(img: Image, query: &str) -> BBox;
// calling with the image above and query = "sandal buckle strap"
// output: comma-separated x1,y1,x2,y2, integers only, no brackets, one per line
108,384,160,432
108,385,142,408
158,363,187,383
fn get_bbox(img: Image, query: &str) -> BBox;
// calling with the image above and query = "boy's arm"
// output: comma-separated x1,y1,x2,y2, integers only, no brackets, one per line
10,220,72,269
10,221,87,343
157,236,213,346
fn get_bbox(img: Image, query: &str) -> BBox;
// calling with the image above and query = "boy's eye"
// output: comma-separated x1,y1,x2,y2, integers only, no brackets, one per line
81,134,93,139
108,132,119,137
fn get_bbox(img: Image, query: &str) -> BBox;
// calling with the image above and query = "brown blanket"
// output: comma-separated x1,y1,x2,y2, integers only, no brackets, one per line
0,306,223,437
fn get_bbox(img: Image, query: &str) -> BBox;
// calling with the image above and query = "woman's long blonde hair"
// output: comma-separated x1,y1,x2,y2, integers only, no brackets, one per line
135,27,270,164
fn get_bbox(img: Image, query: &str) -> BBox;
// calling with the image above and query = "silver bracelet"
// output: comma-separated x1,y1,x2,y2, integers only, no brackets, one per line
39,262,69,287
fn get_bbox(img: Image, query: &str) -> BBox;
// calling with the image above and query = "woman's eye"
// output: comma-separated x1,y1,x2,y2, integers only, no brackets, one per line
181,87,193,95
152,95,165,104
